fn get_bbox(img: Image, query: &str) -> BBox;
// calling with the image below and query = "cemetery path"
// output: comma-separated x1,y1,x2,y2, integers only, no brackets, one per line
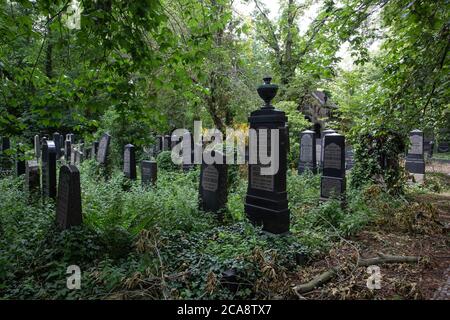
290,192,450,300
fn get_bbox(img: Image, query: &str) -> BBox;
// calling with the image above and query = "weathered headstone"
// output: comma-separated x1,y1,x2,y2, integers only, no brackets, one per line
25,160,40,195
56,165,82,229
321,133,346,200
34,135,41,159
123,144,136,180
298,130,317,174
320,129,336,170
96,133,111,164
141,160,157,186
199,151,227,215
245,77,289,234
53,132,61,158
405,129,425,183
41,140,57,199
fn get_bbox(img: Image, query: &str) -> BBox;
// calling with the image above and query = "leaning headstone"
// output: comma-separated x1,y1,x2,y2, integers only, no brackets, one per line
298,130,317,174
321,133,346,201
34,135,41,159
244,77,289,234
199,151,227,215
123,144,136,180
56,165,82,230
25,160,40,195
53,132,61,158
405,129,425,183
96,133,111,165
141,160,157,186
41,140,57,199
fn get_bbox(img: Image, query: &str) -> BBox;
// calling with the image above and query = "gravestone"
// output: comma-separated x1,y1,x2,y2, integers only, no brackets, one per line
244,77,289,234
66,133,75,144
123,144,137,180
321,133,346,200
298,130,317,174
74,149,84,166
25,160,40,195
15,158,26,176
41,140,57,199
53,132,61,158
64,140,71,162
0,136,11,171
163,135,171,151
199,151,227,215
56,165,82,229
405,129,425,183
59,135,64,157
320,129,336,170
96,133,111,164
345,146,355,170
34,135,40,159
91,141,99,159
141,160,157,186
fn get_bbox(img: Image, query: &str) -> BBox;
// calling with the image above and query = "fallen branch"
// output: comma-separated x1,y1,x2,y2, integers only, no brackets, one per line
293,254,421,296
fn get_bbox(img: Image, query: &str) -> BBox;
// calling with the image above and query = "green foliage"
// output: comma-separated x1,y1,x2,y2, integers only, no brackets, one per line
156,151,180,172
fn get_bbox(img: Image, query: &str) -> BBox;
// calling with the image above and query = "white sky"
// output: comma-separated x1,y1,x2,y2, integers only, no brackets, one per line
233,0,381,71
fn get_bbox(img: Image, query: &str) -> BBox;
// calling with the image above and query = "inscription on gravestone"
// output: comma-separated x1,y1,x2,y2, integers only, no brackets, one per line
409,134,423,155
202,165,219,192
250,164,274,192
323,143,342,170
56,165,82,229
320,133,346,201
298,130,317,174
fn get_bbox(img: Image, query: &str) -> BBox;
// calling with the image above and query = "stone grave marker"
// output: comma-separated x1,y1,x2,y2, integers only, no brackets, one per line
199,151,227,215
298,130,317,174
123,144,136,180
56,165,82,229
244,77,289,234
64,140,71,162
41,140,57,199
53,132,61,158
25,160,40,195
405,129,425,183
96,133,111,164
320,133,346,200
141,160,157,186
34,135,40,159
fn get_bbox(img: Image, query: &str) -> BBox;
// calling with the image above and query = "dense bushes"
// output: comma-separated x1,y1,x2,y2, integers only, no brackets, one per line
0,164,411,299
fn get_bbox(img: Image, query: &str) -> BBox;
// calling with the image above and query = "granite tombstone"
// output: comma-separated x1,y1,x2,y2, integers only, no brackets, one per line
41,140,57,199
56,165,82,229
320,133,346,200
298,130,317,174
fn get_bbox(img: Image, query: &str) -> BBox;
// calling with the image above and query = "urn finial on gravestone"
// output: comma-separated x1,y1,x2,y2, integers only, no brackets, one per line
245,77,290,234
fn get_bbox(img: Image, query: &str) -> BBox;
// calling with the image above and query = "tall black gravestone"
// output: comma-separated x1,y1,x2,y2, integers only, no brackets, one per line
141,160,157,186
56,165,82,229
64,140,71,162
123,144,137,180
320,133,346,200
53,132,61,158
244,77,289,234
96,133,111,165
25,160,40,195
405,129,425,183
41,140,57,199
199,151,227,215
298,130,317,174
